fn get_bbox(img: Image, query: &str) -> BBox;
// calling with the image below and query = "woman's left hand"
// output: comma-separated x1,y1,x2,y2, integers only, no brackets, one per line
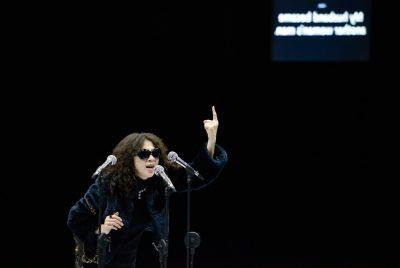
203,106,219,157
204,106,219,142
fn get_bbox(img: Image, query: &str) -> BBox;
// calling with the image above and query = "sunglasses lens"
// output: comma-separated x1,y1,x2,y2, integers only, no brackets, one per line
137,150,150,160
137,148,161,160
152,148,161,158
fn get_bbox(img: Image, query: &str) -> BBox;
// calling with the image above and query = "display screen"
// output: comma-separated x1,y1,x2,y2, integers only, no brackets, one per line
272,0,371,61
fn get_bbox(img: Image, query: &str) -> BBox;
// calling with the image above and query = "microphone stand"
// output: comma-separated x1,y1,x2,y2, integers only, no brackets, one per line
153,186,174,268
184,170,201,268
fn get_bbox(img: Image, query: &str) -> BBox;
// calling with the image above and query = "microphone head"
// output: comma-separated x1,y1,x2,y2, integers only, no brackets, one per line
107,155,117,165
154,165,164,176
167,151,178,162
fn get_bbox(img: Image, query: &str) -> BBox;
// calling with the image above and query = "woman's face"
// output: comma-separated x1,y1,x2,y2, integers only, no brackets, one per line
134,139,160,180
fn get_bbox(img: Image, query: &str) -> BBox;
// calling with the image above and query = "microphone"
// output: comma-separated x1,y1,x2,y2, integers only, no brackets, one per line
154,165,176,192
92,155,117,178
167,151,205,180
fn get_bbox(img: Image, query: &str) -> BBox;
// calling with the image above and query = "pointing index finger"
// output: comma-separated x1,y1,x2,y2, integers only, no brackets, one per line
212,106,218,121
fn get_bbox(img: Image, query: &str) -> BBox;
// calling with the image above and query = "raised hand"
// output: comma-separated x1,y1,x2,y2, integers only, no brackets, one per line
203,106,219,142
203,106,219,157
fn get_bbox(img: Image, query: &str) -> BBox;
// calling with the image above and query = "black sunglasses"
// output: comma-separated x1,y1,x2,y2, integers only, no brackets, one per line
136,148,161,160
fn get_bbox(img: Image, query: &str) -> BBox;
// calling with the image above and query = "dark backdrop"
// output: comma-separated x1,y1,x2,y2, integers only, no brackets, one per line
4,1,398,267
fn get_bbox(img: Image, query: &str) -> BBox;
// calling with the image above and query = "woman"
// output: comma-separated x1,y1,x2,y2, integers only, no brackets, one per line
67,106,228,268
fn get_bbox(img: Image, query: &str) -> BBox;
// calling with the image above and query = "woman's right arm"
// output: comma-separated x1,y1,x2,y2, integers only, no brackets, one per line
67,177,124,256
67,179,102,256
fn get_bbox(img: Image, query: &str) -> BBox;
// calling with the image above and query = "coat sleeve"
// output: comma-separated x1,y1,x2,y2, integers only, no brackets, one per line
173,143,228,192
67,177,105,256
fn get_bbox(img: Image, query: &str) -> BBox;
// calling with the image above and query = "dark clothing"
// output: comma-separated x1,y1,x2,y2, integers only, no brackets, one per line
67,144,228,267
110,177,153,265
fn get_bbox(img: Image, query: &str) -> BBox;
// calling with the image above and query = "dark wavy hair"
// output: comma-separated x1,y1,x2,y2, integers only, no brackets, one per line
106,132,173,199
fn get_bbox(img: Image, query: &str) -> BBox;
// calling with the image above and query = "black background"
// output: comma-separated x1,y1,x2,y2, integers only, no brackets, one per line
3,1,398,267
